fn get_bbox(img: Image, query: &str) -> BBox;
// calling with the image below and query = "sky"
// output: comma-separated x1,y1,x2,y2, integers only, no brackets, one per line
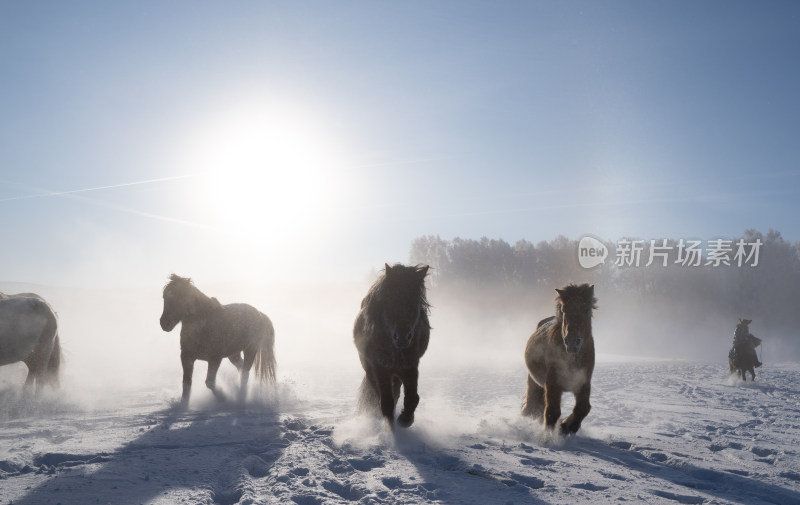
1,1,799,288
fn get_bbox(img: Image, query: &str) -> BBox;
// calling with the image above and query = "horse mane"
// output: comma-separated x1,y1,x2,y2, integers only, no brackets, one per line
164,273,192,293
361,264,431,320
554,283,597,322
164,274,223,311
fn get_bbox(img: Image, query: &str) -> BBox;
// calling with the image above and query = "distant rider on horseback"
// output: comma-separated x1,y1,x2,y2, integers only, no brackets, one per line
729,318,762,368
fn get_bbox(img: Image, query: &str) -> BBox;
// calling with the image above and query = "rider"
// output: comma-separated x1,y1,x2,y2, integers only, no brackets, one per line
732,319,762,368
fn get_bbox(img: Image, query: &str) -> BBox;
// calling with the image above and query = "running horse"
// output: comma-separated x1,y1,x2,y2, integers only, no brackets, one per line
729,318,761,381
159,274,276,404
0,292,62,391
354,264,431,429
522,283,596,435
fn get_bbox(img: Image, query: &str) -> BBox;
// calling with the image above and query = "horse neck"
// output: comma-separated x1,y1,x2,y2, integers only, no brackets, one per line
184,288,220,320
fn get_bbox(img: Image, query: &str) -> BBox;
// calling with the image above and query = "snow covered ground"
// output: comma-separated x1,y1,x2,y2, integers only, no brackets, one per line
1,358,799,505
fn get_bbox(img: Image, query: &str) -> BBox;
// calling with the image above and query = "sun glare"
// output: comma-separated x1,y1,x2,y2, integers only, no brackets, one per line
180,100,346,247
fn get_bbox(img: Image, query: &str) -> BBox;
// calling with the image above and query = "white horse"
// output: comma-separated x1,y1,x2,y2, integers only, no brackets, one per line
0,292,62,390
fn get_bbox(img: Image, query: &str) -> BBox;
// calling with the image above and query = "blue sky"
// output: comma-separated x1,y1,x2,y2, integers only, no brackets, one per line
1,1,799,287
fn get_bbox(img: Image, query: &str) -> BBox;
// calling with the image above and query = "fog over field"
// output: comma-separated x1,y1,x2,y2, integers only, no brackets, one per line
2,241,800,504
4,2,800,503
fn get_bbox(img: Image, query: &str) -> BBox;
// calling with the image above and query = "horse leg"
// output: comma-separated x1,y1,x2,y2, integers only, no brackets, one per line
23,362,36,391
237,350,257,403
181,352,195,404
521,374,545,419
23,344,51,393
561,383,591,435
371,365,396,428
397,367,419,428
392,376,402,407
205,358,226,402
228,352,244,371
543,383,563,430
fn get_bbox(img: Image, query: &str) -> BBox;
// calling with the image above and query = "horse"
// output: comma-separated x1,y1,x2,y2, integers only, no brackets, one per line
522,283,596,435
354,263,431,429
728,318,761,381
0,292,62,391
159,274,276,404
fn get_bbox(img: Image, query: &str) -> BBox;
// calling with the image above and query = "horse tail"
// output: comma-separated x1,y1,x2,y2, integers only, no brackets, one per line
44,332,62,387
253,316,276,384
38,305,61,388
357,374,379,412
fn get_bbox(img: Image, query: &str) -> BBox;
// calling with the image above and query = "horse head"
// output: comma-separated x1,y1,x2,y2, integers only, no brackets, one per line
380,263,430,350
160,274,196,332
555,284,596,355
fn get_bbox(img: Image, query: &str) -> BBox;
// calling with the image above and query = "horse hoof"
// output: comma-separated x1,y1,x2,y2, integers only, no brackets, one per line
559,421,579,435
397,412,415,428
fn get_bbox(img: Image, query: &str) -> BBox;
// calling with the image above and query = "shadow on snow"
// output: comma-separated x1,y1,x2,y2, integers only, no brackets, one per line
8,402,284,505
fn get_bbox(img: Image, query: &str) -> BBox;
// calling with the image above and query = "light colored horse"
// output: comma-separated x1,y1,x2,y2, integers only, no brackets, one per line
0,292,62,390
159,274,276,404
522,283,596,435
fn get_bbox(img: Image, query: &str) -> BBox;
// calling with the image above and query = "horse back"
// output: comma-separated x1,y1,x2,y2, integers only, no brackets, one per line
0,296,57,366
180,302,272,359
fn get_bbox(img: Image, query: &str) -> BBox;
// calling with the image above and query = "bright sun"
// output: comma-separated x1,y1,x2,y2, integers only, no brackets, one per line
182,100,345,246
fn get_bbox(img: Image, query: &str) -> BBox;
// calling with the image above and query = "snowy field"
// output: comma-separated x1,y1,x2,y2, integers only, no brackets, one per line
1,358,799,505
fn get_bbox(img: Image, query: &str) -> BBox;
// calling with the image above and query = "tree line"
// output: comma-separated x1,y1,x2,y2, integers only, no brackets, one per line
409,229,800,360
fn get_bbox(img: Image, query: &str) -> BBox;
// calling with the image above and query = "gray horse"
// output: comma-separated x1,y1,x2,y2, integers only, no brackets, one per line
0,292,61,391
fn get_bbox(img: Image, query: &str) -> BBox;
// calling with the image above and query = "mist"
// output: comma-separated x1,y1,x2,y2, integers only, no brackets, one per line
410,230,800,365
4,228,798,414
0,278,367,413
3,244,800,505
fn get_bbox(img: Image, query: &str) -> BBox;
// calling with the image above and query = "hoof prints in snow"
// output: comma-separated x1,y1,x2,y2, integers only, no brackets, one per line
347,455,384,471
213,489,243,505
291,495,323,505
321,480,367,501
650,489,705,504
518,455,557,466
780,471,800,482
33,452,111,468
3,362,800,504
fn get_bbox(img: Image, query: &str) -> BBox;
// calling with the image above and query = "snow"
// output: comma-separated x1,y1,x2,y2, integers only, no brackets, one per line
2,359,799,505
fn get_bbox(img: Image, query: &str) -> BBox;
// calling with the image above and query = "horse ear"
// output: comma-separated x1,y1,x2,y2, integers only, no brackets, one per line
588,284,594,295
555,288,566,298
385,263,391,273
744,319,752,325
419,265,429,278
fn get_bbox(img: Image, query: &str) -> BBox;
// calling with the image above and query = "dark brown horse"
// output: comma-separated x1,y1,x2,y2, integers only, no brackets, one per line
729,318,761,381
159,274,276,404
354,264,431,428
0,292,62,391
522,283,596,435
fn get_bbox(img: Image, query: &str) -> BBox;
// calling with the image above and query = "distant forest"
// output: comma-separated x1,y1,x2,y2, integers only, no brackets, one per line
409,229,800,360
